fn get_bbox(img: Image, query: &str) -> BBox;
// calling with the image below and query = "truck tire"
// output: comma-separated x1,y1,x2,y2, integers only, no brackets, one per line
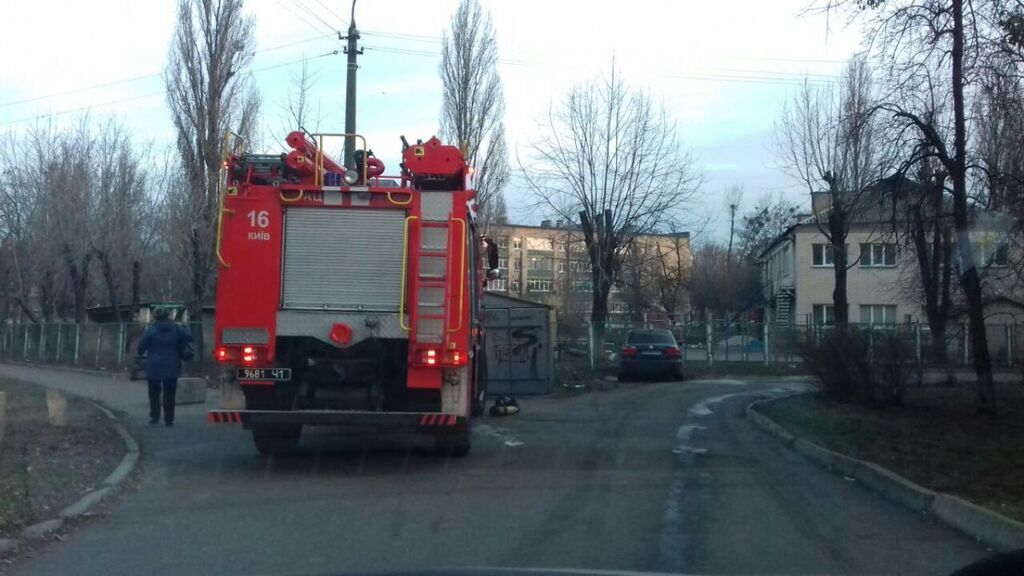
252,425,301,456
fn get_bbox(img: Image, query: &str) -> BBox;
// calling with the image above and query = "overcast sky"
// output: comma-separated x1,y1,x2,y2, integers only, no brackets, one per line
0,0,863,241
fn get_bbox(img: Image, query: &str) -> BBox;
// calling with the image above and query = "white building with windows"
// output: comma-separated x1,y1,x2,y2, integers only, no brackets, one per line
759,192,1022,327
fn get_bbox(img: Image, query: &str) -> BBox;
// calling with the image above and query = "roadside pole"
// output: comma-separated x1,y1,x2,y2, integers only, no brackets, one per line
763,321,770,367
0,391,6,447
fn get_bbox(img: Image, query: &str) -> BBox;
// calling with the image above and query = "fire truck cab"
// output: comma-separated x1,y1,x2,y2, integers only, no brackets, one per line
208,132,496,457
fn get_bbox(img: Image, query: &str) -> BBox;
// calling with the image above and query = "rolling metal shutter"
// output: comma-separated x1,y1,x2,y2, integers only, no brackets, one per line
281,208,405,311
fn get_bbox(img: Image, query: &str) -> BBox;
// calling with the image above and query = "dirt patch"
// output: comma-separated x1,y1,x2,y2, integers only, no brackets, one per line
0,380,123,539
759,383,1024,522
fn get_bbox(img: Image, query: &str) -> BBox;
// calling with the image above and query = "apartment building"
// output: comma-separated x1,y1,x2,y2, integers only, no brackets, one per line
760,190,1023,326
486,220,692,327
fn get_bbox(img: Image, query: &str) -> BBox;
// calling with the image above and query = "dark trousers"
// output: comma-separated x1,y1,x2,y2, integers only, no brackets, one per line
148,379,178,423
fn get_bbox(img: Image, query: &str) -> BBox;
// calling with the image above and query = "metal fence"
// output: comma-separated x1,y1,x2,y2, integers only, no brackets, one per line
560,319,1023,368
0,322,214,374
2,319,1020,373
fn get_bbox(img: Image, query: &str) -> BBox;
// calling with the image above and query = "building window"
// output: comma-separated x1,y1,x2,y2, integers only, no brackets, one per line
571,280,593,292
486,279,508,292
496,236,508,249
570,260,590,273
972,239,1009,268
512,238,522,249
860,304,897,325
511,280,521,293
812,304,835,325
558,261,566,273
527,279,552,292
812,244,834,266
498,258,508,269
860,243,896,267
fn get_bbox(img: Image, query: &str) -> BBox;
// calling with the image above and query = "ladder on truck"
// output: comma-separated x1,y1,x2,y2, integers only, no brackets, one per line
403,213,466,351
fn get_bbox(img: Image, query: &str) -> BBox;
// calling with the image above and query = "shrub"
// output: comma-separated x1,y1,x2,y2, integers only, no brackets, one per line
799,326,910,407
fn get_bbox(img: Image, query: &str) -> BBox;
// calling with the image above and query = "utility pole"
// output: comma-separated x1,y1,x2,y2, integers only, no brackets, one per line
341,0,362,168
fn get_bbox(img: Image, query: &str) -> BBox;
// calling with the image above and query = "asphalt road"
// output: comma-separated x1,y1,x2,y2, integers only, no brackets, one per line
0,366,991,575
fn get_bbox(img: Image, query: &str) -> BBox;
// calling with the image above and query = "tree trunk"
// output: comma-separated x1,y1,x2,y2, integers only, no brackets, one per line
830,211,849,328
188,227,207,363
130,260,141,319
951,0,996,415
97,251,123,324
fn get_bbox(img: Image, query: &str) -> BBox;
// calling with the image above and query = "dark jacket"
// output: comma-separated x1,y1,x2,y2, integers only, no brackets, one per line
137,320,192,380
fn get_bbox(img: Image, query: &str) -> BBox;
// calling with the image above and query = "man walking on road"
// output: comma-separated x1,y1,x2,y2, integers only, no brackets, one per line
137,307,193,427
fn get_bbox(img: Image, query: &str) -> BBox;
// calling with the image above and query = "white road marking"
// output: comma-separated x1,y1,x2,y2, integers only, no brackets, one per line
475,423,524,448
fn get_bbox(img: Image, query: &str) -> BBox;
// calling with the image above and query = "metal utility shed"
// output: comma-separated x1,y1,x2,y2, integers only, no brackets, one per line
483,293,555,395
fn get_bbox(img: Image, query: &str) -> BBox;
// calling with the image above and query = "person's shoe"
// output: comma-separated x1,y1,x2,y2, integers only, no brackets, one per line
149,418,159,426
165,421,174,427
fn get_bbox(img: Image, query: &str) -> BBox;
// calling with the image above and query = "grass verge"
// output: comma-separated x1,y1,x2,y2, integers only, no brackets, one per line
0,379,123,538
758,383,1024,522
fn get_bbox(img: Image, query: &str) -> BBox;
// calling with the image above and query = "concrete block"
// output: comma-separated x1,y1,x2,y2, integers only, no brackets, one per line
176,377,207,405
931,493,1024,552
854,461,935,512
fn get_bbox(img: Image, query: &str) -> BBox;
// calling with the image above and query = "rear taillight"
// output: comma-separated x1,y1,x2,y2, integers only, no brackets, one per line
241,346,258,364
416,347,467,367
216,347,229,362
621,346,638,358
663,346,682,359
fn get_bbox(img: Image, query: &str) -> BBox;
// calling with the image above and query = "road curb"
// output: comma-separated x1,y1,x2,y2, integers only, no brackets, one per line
747,394,1024,552
2,398,140,555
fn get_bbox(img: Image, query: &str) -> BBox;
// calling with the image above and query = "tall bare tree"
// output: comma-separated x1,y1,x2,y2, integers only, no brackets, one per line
777,56,888,328
440,0,508,225
524,65,700,353
822,0,1005,412
165,0,260,350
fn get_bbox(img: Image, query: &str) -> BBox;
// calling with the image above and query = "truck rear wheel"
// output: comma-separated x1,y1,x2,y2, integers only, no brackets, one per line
252,425,301,456
434,421,471,457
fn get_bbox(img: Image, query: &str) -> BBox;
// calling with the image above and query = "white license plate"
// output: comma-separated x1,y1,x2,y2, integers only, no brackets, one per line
237,368,292,381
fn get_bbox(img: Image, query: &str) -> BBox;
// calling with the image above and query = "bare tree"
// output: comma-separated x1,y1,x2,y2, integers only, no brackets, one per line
725,185,744,269
738,193,800,262
165,0,261,350
524,65,700,354
90,120,151,323
822,0,1004,412
440,0,508,225
777,56,888,328
281,58,322,135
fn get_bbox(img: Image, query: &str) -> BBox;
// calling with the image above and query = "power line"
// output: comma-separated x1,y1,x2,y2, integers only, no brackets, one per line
308,0,348,28
0,33,336,110
288,0,342,34
0,50,343,128
363,44,836,86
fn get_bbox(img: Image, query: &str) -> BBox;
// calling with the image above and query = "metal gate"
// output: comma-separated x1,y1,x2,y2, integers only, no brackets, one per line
484,306,552,395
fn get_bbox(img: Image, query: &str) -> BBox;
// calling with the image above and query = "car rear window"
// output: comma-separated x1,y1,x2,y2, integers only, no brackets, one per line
627,331,676,345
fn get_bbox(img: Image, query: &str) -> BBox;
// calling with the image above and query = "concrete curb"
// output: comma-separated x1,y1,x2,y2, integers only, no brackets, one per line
747,394,1024,552
1,398,141,555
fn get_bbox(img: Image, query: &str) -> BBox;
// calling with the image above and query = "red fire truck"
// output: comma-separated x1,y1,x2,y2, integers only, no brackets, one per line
207,132,497,456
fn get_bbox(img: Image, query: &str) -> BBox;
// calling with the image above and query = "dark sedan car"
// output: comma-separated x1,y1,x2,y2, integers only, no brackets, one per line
618,329,684,381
